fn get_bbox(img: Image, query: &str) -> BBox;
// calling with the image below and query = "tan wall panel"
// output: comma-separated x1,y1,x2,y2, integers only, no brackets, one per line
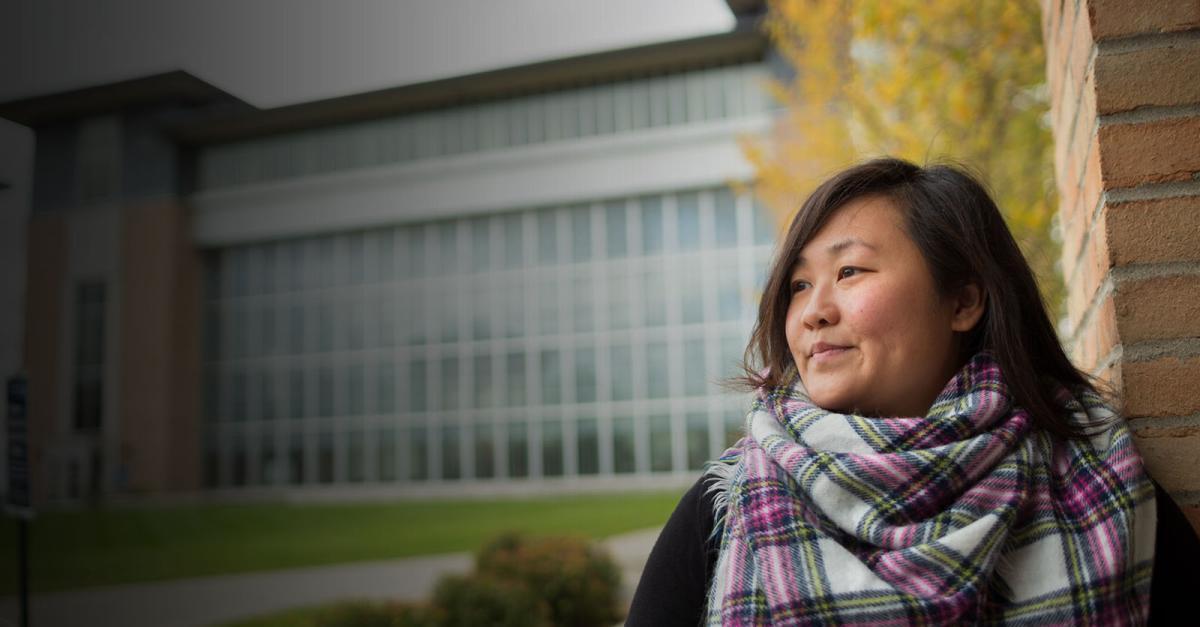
23,213,66,506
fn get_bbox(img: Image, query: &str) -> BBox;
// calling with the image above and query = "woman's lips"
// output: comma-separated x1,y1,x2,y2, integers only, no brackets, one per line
810,344,852,363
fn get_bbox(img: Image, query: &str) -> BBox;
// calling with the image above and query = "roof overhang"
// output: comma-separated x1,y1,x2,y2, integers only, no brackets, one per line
169,28,768,145
0,70,250,128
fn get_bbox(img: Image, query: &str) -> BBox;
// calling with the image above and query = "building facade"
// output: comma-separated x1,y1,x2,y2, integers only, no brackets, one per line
3,12,783,502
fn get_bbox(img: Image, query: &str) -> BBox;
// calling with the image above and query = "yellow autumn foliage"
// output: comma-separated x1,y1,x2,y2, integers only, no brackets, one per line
746,0,1062,315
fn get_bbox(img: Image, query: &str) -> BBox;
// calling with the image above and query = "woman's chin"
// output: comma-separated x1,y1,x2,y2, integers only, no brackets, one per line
807,392,854,414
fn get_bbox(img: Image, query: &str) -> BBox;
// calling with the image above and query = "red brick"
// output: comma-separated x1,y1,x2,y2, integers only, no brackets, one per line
1097,116,1200,188
1067,5,1096,113
1056,70,1098,197
1076,293,1118,372
1050,0,1086,138
1060,136,1101,259
1079,136,1103,217
1095,294,1119,365
1053,76,1078,180
1124,356,1200,418
1060,189,1090,279
1041,0,1065,48
1066,282,1085,334
1132,425,1200,492
1055,159,1082,230
1095,38,1200,114
1113,274,1200,343
1087,0,1200,40
1106,196,1200,265
1063,223,1112,332
1065,221,1111,316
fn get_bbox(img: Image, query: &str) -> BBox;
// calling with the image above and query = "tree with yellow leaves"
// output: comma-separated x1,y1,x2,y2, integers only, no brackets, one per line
746,0,1061,314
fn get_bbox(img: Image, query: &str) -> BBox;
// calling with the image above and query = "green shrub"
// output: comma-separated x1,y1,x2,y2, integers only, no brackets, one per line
312,599,440,627
474,532,622,627
432,574,550,627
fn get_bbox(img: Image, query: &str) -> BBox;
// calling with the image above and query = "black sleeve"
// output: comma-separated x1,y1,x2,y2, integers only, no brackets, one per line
1149,481,1200,624
626,477,718,627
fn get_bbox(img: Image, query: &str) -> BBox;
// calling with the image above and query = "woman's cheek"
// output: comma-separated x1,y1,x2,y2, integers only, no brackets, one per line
848,290,890,336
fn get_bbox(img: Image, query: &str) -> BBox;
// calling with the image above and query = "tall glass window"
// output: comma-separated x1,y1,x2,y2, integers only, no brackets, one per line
440,357,459,411
506,353,526,407
377,361,395,414
317,429,334,483
508,421,529,478
613,416,636,474
409,426,429,480
577,417,599,475
610,345,633,401
474,422,495,479
571,206,592,263
642,269,666,327
410,360,428,413
540,350,562,405
542,419,564,477
473,355,493,408
575,348,596,404
605,201,627,258
441,424,461,480
347,429,365,482
646,342,670,399
687,412,709,470
378,427,396,481
640,196,663,254
684,340,707,396
503,214,524,268
348,364,365,415
537,211,558,264
714,189,738,247
73,281,106,432
677,193,701,251
649,414,673,472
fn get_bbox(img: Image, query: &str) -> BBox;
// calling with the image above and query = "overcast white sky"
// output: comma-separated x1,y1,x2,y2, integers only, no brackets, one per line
0,1,736,380
1,0,735,107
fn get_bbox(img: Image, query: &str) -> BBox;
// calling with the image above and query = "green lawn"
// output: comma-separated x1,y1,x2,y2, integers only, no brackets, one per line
0,490,680,595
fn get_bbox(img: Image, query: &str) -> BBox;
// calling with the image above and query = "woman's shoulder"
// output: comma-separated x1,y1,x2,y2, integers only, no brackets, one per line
1150,480,1200,623
625,476,722,627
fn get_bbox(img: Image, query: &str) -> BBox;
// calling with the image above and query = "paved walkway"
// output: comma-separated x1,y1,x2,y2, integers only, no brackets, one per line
0,527,661,627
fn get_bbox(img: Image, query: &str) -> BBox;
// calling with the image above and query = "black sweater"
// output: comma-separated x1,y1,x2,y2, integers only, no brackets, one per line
628,478,1199,626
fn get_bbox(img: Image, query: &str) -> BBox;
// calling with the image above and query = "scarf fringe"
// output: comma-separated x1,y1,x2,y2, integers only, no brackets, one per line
702,456,738,542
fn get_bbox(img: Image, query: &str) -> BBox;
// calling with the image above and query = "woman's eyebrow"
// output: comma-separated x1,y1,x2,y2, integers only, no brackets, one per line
794,238,877,266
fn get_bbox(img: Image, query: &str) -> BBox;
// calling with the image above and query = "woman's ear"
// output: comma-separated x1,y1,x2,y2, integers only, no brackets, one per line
950,283,986,333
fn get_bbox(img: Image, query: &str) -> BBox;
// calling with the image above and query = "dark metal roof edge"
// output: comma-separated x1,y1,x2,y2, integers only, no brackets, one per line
171,27,768,145
0,70,251,128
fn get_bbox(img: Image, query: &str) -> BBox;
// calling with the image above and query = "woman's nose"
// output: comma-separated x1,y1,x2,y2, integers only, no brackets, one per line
801,283,839,329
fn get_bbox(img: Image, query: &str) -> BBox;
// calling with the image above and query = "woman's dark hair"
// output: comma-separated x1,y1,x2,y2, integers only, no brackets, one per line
745,157,1095,438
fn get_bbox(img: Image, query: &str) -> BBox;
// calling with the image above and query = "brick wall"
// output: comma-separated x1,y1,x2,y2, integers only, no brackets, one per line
1042,0,1200,532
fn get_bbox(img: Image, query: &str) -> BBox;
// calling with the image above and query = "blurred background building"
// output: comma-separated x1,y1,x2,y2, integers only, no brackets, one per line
1,0,781,503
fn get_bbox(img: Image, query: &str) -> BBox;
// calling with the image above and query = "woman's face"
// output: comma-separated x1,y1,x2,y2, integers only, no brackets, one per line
783,196,979,417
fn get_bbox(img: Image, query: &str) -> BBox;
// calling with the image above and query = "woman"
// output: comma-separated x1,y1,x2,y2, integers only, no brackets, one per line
627,158,1198,625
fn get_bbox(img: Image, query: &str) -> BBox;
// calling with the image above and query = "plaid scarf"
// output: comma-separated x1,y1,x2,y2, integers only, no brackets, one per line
703,353,1155,625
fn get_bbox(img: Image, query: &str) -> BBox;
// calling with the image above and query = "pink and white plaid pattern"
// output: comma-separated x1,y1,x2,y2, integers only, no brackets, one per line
704,353,1155,625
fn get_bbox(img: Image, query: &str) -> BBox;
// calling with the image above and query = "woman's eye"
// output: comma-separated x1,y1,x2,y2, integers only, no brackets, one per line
790,280,809,294
838,267,860,280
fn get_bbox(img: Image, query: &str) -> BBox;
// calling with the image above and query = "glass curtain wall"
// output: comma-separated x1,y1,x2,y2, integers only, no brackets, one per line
201,188,778,487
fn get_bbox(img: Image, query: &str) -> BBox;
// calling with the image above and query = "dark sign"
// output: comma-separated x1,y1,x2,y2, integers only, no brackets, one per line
7,375,31,516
